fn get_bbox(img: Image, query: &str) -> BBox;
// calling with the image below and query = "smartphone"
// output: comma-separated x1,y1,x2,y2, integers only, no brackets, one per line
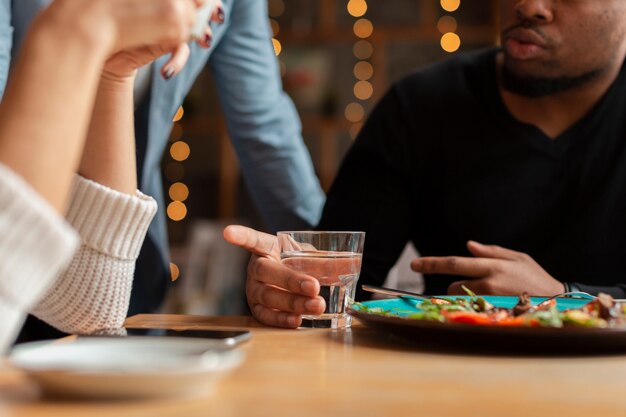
123,328,251,347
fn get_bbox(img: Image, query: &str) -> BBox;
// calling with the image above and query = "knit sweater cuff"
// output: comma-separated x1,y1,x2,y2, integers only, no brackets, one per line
66,176,157,260
0,163,79,309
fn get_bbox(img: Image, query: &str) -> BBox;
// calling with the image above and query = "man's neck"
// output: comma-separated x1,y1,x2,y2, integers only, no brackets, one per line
497,54,624,139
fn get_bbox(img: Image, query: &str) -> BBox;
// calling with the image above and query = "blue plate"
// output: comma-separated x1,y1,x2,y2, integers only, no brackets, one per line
353,295,593,317
347,295,626,353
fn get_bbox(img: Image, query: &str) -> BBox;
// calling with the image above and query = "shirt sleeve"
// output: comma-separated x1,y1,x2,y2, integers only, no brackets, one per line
317,86,415,301
208,0,325,232
0,163,79,353
0,0,13,98
569,283,626,299
31,175,157,335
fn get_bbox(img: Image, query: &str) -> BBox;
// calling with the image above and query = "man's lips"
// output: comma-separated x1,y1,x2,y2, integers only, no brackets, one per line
503,27,548,60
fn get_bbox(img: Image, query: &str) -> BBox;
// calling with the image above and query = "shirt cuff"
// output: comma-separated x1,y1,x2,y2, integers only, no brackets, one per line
0,163,79,310
65,175,158,260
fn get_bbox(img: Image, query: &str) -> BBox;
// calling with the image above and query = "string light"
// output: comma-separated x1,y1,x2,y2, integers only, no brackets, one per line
170,141,190,161
440,1,461,53
167,105,190,222
167,201,187,222
347,0,367,18
272,38,282,56
353,40,373,60
441,32,461,53
172,106,184,122
269,0,283,57
170,262,180,281
353,18,374,39
441,0,461,12
169,182,189,202
348,1,374,140
437,16,458,34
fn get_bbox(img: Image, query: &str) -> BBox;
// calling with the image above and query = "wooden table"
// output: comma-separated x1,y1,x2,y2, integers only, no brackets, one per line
2,315,626,417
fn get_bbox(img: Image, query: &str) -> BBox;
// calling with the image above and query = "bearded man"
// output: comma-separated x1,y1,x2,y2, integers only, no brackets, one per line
225,0,626,328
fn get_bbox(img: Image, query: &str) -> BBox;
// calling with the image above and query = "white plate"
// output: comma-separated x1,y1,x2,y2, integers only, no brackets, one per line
9,337,244,399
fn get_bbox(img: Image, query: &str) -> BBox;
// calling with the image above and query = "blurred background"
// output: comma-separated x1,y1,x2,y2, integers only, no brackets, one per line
162,0,499,315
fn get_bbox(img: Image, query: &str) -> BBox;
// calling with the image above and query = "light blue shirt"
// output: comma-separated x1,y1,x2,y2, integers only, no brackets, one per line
0,0,325,261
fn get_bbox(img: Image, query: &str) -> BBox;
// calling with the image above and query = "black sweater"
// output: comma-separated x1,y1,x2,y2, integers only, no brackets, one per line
318,49,626,300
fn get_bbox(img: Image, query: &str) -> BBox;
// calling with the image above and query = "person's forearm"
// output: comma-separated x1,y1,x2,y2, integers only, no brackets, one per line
79,76,137,195
0,8,111,212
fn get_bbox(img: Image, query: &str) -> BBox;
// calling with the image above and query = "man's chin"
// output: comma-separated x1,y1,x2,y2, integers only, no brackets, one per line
501,65,603,98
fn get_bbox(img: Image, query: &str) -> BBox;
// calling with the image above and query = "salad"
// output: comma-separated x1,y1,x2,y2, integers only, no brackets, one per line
355,287,626,329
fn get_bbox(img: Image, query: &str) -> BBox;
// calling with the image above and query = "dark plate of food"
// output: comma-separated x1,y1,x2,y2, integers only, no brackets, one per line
348,289,626,354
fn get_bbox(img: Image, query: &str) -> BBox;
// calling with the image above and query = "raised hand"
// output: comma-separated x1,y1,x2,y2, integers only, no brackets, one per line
103,0,224,80
223,225,325,328
410,241,565,296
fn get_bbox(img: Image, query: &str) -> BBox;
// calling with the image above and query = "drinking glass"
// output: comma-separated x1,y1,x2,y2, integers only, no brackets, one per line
277,231,365,329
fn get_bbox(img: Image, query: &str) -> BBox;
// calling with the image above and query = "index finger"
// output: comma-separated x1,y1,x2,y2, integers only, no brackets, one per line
411,256,495,278
223,225,278,257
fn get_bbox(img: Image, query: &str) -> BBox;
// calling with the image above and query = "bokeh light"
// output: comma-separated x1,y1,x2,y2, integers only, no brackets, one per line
345,103,365,123
272,38,282,55
354,61,374,81
353,19,374,39
270,19,280,36
347,0,368,17
437,15,458,34
164,162,184,182
349,122,364,140
268,0,285,17
170,141,191,161
170,263,180,281
353,40,373,59
172,106,184,122
169,182,189,202
441,0,461,12
441,32,461,53
354,81,373,100
167,201,187,222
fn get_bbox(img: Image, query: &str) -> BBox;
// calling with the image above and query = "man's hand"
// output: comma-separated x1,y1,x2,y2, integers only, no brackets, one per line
223,225,325,328
410,241,565,296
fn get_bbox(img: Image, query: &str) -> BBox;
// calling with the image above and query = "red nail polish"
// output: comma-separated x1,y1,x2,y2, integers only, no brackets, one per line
163,67,175,80
217,7,225,23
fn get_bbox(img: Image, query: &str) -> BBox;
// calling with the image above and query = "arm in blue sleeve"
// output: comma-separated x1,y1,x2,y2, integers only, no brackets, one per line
0,0,12,98
209,0,325,232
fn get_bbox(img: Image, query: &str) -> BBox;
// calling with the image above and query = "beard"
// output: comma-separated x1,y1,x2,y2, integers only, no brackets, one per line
501,63,604,98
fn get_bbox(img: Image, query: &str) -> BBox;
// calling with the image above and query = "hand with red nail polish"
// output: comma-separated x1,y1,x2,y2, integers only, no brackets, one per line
96,0,223,82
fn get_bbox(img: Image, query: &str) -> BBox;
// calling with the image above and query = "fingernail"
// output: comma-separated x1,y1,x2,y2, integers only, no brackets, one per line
300,280,317,295
287,315,300,328
304,298,323,312
217,6,225,23
205,33,213,47
163,66,175,80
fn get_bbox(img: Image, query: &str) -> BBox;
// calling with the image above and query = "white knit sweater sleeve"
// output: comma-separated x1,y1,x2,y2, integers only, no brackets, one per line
31,175,157,335
0,164,79,353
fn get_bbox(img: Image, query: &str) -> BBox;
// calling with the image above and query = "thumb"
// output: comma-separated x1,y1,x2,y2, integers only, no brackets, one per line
223,225,278,257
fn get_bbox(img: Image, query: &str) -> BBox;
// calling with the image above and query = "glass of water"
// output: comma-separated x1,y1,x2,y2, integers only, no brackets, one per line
277,231,365,329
